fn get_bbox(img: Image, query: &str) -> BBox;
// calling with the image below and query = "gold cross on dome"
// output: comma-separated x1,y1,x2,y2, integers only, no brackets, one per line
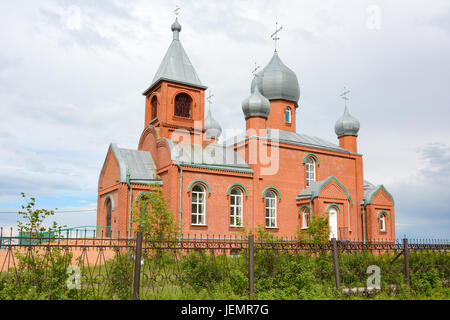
340,87,351,107
271,22,283,52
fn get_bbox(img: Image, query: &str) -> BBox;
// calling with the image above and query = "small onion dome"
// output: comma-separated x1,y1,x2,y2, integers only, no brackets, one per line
251,51,300,105
334,106,360,137
171,18,182,32
205,109,222,139
242,84,271,119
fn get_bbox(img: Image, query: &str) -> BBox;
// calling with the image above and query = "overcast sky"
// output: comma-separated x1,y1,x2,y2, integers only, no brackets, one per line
0,0,449,238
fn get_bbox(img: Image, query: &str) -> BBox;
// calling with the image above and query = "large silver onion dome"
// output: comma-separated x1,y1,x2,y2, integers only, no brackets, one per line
251,51,300,105
242,84,271,119
334,106,360,137
205,109,222,139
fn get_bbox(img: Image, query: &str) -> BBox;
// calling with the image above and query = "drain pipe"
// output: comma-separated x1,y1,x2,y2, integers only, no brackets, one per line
126,171,133,240
362,205,366,244
175,161,183,244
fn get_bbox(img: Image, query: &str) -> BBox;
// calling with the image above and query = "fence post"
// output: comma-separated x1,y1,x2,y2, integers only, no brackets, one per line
133,231,143,300
331,238,341,289
403,238,410,290
248,234,254,299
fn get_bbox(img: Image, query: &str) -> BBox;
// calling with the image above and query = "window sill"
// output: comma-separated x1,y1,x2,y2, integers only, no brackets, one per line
230,225,243,228
191,224,207,227
173,115,193,122
265,226,278,229
301,227,309,230
380,230,387,233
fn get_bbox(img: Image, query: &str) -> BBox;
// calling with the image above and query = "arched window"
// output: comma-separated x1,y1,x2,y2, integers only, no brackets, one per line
306,157,316,187
380,214,386,232
174,93,192,118
285,107,291,123
265,190,277,228
151,96,158,120
302,208,310,229
105,198,112,237
230,188,243,227
191,185,206,225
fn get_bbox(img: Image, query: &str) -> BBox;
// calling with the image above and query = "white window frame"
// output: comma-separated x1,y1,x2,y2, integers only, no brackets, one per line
230,188,243,227
306,157,316,187
265,191,277,228
302,208,310,229
380,214,386,232
191,185,206,226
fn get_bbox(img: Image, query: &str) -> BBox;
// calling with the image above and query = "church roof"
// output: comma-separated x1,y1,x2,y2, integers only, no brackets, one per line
110,144,162,185
224,129,358,155
251,51,300,104
242,82,271,119
143,18,207,95
205,108,222,139
335,106,360,137
164,139,253,173
296,176,353,204
362,180,394,206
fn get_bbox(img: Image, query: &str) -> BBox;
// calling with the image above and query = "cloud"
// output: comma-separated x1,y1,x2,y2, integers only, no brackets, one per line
387,142,450,238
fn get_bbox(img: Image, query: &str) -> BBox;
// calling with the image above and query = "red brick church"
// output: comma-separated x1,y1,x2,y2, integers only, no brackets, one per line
97,17,395,241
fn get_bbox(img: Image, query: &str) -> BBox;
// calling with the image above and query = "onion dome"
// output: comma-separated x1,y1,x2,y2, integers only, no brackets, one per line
251,51,300,105
242,83,271,119
334,106,360,137
205,109,222,139
171,18,182,33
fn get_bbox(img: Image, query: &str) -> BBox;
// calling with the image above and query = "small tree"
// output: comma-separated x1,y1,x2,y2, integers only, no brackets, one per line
5,193,74,299
131,186,177,241
297,213,330,243
17,192,65,239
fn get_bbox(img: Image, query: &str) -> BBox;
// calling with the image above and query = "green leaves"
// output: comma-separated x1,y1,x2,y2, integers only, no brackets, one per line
17,192,64,237
297,213,330,243
131,186,178,241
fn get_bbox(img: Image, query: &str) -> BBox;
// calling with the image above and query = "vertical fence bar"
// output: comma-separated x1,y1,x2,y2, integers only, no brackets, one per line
403,238,410,290
133,231,143,300
331,238,341,289
248,234,254,299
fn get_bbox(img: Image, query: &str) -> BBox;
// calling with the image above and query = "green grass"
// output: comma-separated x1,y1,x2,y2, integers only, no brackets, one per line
0,248,448,300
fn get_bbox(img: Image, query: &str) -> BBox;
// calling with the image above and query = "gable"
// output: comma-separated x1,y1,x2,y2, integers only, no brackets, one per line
371,187,394,206
98,147,120,190
296,176,353,205
138,125,159,166
364,185,395,206
320,181,349,201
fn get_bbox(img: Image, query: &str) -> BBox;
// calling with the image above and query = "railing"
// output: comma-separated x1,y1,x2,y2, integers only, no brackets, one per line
0,231,448,300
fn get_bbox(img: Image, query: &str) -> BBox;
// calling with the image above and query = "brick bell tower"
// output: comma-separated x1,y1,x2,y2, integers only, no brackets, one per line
142,17,208,143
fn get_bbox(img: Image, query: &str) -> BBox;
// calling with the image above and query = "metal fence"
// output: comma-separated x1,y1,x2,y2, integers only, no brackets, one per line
0,229,448,300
